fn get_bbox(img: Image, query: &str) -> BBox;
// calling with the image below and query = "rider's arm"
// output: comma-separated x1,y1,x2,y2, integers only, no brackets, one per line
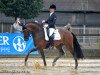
49,15,57,27
46,14,57,28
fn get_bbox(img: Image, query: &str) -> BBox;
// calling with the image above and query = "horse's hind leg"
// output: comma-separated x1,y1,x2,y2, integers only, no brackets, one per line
73,52,78,69
69,47,78,69
52,44,64,66
64,39,78,69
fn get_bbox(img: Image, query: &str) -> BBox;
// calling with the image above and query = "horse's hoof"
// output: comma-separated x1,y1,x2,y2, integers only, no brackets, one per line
52,63,56,67
75,67,78,70
44,64,47,67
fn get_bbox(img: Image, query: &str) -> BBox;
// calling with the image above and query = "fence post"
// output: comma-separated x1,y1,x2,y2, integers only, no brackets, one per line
10,25,13,33
2,23,3,33
83,25,86,44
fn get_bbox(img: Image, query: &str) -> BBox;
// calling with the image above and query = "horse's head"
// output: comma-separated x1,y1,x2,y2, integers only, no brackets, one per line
22,22,40,41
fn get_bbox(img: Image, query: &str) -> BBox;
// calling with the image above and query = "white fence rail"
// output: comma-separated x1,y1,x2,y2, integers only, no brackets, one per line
72,27,100,48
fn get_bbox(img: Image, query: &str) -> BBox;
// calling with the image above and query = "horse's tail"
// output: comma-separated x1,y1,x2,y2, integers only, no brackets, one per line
72,33,84,59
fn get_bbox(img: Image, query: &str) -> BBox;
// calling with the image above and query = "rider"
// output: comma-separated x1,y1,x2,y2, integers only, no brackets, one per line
45,4,57,46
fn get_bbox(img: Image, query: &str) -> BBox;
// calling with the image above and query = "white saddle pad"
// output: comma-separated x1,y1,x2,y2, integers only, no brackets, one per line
43,28,61,41
53,29,61,40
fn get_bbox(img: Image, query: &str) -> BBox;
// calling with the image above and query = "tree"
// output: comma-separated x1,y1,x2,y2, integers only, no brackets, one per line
0,0,43,19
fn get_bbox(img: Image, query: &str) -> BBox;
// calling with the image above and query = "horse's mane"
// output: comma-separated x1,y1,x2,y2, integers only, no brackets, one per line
25,21,42,28
22,21,43,32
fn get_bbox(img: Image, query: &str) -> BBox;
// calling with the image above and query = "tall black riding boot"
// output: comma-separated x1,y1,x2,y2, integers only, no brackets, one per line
45,36,53,49
49,36,53,46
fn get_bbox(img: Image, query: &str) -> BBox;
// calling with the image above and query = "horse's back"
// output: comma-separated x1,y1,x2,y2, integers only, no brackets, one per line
58,27,73,39
57,27,73,49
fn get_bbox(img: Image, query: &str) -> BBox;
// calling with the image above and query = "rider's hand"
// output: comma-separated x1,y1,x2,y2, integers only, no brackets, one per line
42,20,45,23
44,24,48,28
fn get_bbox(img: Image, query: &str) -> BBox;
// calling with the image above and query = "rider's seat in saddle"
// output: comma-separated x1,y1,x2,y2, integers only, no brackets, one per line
43,24,61,48
43,28,61,41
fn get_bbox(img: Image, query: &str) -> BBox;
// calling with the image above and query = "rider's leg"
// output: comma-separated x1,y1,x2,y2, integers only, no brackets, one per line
49,28,55,36
49,28,55,45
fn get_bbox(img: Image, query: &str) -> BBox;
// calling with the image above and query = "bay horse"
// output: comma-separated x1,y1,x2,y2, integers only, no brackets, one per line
22,22,84,69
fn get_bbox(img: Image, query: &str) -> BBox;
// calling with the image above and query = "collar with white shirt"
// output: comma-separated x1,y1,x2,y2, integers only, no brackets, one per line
50,12,54,16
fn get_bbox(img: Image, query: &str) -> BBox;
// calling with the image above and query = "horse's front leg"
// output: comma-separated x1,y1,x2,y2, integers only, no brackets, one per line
25,47,37,66
40,50,47,66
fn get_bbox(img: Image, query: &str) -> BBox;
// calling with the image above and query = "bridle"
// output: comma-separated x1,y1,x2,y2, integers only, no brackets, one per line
23,28,31,38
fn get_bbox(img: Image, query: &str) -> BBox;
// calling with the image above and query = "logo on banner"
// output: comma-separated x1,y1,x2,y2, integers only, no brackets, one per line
13,36,26,52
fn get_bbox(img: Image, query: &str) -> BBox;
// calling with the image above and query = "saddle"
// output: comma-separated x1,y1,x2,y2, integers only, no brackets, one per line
43,27,61,41
43,24,61,49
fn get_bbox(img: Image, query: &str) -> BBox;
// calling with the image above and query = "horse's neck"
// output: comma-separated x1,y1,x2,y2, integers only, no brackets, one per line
31,25,40,34
31,27,43,39
31,28,44,46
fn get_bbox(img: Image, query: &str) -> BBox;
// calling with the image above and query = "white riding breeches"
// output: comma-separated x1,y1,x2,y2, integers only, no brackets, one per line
49,28,55,36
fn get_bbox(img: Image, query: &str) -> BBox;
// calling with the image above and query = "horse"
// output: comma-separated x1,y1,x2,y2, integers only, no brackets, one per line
22,22,84,69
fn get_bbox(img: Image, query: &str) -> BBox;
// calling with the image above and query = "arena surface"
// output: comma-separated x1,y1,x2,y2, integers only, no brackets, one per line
0,58,100,75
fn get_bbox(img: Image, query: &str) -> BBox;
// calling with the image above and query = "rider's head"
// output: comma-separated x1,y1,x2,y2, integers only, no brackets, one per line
49,4,56,13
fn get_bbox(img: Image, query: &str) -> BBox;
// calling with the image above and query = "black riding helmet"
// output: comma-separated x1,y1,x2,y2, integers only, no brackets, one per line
49,4,56,10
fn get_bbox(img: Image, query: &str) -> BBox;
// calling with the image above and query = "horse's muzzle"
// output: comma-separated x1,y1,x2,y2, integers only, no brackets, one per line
24,37,29,41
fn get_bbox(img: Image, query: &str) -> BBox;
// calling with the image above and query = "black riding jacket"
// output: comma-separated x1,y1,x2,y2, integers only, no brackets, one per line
46,13,57,28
